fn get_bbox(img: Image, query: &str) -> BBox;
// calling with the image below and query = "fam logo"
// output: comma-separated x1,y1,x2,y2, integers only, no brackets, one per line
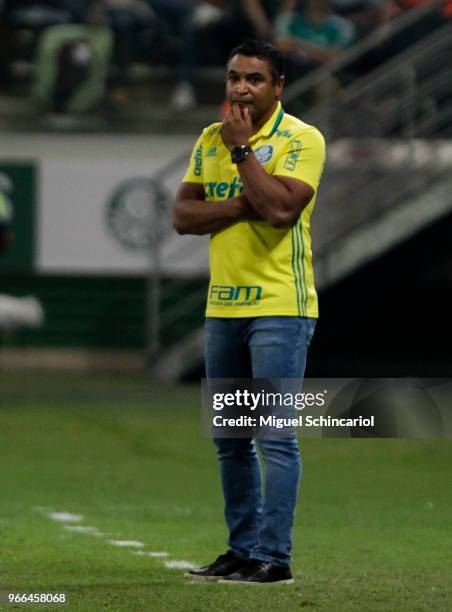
106,178,171,250
210,285,263,305
254,145,274,165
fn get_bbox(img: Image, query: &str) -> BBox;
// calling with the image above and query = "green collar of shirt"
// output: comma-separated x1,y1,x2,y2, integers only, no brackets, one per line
249,101,285,144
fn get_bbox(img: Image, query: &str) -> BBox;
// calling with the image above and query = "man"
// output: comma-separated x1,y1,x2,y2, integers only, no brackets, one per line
173,40,325,584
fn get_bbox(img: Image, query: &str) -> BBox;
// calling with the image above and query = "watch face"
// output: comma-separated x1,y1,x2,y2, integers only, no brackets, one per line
232,145,250,163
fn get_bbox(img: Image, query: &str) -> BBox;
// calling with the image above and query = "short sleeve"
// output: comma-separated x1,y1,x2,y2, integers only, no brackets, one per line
182,132,205,184
273,127,326,190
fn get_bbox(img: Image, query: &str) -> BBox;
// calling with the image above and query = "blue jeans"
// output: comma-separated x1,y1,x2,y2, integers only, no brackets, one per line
205,316,317,566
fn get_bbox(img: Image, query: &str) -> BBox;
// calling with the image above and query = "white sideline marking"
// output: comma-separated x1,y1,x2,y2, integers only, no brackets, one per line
47,512,84,523
64,525,102,535
109,540,144,548
164,560,196,570
134,551,169,558
34,508,168,558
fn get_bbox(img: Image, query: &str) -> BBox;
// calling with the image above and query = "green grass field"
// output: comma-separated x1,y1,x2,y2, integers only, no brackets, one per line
0,372,451,611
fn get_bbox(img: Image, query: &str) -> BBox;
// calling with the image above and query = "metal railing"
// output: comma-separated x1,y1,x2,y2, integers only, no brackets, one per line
303,21,452,258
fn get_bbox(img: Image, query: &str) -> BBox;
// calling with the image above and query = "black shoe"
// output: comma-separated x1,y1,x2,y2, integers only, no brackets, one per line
219,559,294,584
185,550,246,581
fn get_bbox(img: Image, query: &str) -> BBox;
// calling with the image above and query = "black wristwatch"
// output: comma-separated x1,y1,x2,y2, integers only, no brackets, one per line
231,144,252,164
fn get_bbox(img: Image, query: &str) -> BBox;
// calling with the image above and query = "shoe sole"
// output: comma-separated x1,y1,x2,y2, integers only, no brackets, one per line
183,572,224,581
217,578,294,585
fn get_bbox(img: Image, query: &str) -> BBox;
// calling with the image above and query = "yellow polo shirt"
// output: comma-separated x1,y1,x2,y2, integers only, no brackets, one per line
182,102,326,318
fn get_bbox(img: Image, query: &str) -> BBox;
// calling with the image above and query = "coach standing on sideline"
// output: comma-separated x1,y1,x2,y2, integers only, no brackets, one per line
172,40,325,585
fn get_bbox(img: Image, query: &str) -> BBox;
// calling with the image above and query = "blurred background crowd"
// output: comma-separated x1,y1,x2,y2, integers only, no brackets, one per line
0,0,450,119
1,1,452,378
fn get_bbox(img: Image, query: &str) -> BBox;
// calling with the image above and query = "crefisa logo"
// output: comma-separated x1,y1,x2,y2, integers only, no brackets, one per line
254,145,274,165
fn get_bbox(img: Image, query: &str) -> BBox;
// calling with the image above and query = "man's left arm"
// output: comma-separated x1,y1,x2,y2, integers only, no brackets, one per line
236,153,315,228
222,105,325,227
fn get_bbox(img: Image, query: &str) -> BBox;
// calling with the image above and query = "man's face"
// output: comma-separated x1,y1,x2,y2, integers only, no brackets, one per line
226,54,283,124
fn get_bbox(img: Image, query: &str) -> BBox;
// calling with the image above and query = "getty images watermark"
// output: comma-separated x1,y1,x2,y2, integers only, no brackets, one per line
201,379,452,438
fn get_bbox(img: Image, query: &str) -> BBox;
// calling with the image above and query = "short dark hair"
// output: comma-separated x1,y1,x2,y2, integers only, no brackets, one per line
228,40,285,84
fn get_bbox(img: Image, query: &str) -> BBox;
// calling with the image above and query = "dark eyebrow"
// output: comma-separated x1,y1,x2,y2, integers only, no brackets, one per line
227,70,265,79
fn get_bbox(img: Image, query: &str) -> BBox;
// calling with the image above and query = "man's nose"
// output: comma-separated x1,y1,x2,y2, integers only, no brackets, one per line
235,79,249,94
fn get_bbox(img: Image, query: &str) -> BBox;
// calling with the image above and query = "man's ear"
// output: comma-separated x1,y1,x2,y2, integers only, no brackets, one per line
275,75,285,98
